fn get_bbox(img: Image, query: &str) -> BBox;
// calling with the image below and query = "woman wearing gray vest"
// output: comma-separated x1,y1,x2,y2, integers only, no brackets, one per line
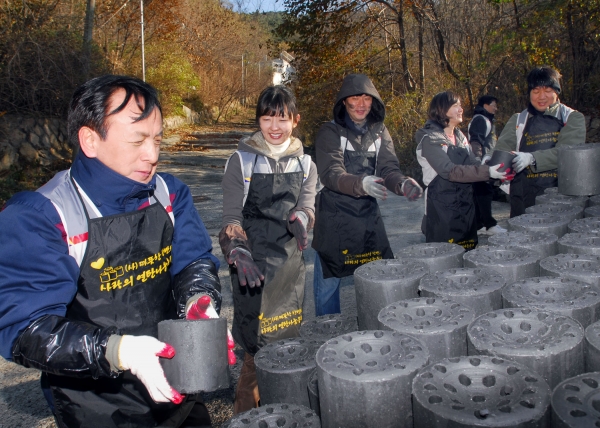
491,66,586,217
219,85,317,413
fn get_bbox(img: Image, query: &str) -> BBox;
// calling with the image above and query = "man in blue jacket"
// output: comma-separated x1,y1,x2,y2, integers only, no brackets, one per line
0,75,228,427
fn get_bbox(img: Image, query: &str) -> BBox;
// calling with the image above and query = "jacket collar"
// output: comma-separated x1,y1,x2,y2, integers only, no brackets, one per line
527,101,561,117
70,151,156,212
424,119,468,147
474,105,495,121
239,131,304,159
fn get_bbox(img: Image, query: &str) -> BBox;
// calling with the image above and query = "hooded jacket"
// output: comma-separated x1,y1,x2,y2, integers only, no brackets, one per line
219,131,318,257
315,74,407,196
468,105,496,158
494,102,585,172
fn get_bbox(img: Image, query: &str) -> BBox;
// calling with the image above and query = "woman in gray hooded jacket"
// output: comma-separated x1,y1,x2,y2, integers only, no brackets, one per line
416,91,509,250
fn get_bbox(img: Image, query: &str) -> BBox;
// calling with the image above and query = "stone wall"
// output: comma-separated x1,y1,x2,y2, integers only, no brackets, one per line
0,113,72,172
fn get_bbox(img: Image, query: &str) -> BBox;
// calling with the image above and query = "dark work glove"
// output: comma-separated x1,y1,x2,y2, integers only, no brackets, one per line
401,178,423,201
226,247,264,288
288,211,309,251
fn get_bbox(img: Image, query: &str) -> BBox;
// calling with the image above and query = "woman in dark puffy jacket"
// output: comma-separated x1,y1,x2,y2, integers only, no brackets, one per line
416,91,511,250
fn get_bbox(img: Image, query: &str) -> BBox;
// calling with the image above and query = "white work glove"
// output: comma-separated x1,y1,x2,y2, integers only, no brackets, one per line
488,164,508,180
117,335,183,404
362,175,387,200
481,154,491,165
512,152,535,173
186,295,237,365
400,178,423,201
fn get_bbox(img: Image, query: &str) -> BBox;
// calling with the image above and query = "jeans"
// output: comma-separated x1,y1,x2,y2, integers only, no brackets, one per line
313,253,342,316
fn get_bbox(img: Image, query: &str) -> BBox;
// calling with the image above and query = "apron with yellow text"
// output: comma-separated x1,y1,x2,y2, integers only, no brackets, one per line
231,155,305,355
510,113,564,217
312,138,393,278
44,177,200,428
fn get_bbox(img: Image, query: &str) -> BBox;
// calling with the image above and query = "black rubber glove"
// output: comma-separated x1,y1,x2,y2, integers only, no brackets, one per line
288,211,309,250
401,178,423,201
227,247,264,287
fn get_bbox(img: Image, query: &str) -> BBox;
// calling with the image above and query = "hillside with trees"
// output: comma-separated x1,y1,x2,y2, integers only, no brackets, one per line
0,0,598,178
275,0,600,175
0,0,280,121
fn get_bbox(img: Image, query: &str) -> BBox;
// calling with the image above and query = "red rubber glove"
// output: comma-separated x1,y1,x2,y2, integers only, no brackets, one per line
226,247,264,288
502,167,516,182
187,295,237,365
117,335,184,404
288,211,309,251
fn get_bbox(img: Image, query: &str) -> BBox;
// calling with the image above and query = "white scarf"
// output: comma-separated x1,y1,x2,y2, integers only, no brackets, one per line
264,138,291,160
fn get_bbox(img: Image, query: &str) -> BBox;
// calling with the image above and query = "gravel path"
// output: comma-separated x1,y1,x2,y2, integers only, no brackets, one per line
0,132,510,427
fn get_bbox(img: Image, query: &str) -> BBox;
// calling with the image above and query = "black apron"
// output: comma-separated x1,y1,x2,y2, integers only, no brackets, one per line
46,183,202,428
509,114,563,217
312,139,393,279
231,158,305,355
426,144,477,251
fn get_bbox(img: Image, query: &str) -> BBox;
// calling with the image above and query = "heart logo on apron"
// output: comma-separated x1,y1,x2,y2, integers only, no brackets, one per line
90,257,105,269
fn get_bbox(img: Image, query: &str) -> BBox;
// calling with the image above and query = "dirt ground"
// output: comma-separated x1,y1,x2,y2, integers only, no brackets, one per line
0,128,511,427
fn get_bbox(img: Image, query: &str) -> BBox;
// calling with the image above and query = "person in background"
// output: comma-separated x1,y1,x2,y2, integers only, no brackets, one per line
312,73,423,317
416,91,511,250
468,95,506,235
0,75,233,427
219,85,317,413
491,66,586,217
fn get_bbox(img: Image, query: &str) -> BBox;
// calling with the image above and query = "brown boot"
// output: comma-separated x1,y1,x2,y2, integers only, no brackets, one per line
233,352,260,414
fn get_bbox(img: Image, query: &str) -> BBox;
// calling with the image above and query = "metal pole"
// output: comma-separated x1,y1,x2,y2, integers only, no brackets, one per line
140,0,145,81
241,53,245,107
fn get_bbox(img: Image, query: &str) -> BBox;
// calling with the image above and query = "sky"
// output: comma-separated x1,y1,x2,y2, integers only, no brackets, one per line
238,0,285,12
260,0,285,11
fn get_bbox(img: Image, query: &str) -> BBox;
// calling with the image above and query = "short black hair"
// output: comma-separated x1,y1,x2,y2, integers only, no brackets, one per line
527,66,561,94
428,91,461,127
255,85,298,123
68,75,162,147
477,95,498,107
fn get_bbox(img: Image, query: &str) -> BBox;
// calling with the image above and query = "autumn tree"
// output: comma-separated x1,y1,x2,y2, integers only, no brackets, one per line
175,0,273,121
0,0,107,115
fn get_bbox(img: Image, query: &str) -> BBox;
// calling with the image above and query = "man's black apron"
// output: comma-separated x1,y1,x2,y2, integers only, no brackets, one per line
312,140,393,279
509,114,563,217
426,144,477,251
45,181,203,428
231,159,305,355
